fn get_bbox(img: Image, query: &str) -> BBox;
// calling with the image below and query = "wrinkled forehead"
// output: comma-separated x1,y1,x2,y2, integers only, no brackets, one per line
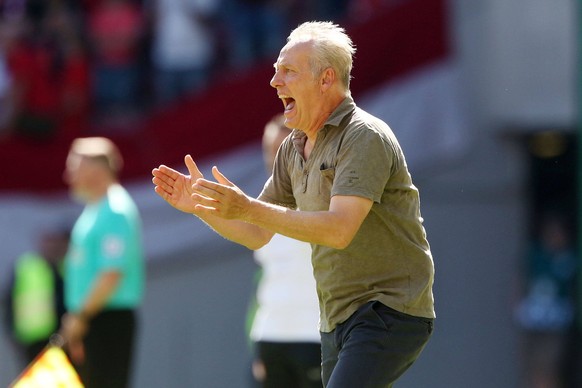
276,41,314,65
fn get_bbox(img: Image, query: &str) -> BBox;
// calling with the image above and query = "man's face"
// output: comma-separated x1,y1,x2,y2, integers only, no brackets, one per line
270,41,322,132
63,153,97,203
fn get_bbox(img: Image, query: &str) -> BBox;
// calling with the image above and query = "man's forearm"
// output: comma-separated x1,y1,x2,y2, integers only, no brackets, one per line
192,197,343,249
194,211,274,250
242,196,372,250
78,271,121,319
243,199,339,247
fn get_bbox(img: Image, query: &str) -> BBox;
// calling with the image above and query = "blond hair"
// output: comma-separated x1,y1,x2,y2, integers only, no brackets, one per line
70,137,123,175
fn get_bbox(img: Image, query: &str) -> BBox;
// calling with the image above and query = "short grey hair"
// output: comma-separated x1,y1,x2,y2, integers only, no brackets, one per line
287,21,356,92
70,137,123,175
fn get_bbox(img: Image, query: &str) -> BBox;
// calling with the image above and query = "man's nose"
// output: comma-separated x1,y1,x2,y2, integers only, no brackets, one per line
270,71,281,88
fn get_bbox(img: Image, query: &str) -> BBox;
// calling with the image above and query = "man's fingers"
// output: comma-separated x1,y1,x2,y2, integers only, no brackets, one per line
185,155,202,178
69,340,85,365
191,192,218,205
152,167,179,188
191,204,218,218
212,166,234,186
152,176,175,194
154,185,171,200
191,182,223,208
153,164,179,178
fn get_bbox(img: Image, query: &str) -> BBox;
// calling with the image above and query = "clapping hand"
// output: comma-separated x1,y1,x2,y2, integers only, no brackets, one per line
152,155,204,214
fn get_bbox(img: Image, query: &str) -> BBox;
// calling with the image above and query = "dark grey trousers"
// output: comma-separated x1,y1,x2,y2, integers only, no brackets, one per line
320,301,433,388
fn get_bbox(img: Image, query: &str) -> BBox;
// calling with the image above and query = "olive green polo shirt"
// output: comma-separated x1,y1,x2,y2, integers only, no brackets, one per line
259,96,435,332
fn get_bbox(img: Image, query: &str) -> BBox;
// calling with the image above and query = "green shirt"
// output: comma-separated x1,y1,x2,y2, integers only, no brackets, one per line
12,253,58,343
259,97,435,332
65,184,145,312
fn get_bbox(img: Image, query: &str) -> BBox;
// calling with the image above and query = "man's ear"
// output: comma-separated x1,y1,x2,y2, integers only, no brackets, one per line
320,67,335,92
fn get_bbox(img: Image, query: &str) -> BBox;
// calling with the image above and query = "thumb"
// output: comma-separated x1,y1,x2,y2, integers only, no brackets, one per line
185,155,202,178
212,166,234,186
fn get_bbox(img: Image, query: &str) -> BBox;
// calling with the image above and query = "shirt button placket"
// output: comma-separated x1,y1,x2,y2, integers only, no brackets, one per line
302,169,308,193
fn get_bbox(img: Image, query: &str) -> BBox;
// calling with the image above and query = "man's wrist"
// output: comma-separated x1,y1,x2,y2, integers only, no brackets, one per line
76,310,92,322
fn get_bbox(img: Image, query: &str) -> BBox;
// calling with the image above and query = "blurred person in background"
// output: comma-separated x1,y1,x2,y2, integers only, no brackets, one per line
291,0,350,25
44,2,91,141
144,0,220,107
247,113,321,387
60,136,145,388
345,0,390,23
3,225,70,369
514,212,577,388
3,4,62,142
87,0,145,125
221,0,290,70
0,19,18,139
3,1,90,142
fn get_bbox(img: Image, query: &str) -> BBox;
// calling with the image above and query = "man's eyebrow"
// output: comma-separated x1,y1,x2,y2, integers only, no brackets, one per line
273,62,288,71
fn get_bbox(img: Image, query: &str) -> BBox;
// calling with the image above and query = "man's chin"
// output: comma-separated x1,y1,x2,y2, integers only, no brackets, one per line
70,190,88,204
283,115,297,129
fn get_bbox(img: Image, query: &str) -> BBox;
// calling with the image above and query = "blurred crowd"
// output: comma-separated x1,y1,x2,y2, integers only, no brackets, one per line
0,0,389,143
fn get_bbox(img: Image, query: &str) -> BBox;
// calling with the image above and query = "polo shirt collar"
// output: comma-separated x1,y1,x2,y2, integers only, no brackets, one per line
290,96,356,145
324,96,356,129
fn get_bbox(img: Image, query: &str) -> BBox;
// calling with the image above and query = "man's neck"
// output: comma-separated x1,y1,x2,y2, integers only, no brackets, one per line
86,181,115,204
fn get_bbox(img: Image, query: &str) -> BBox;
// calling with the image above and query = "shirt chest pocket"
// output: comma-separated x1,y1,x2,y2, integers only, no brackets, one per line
318,166,335,200
292,160,335,211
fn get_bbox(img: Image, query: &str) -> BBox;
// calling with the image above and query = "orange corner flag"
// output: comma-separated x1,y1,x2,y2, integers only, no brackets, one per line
10,346,83,388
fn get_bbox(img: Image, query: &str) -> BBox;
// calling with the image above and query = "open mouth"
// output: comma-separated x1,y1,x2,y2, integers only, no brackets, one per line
280,95,296,112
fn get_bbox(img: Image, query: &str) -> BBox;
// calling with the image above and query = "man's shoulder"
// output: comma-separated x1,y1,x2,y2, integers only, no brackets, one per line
105,185,139,215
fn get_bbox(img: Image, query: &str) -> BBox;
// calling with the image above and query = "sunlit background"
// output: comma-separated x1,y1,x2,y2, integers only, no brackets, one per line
0,0,579,387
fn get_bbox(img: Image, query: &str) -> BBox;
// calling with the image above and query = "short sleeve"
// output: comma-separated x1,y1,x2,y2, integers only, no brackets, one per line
258,139,297,209
331,125,397,203
96,213,130,270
